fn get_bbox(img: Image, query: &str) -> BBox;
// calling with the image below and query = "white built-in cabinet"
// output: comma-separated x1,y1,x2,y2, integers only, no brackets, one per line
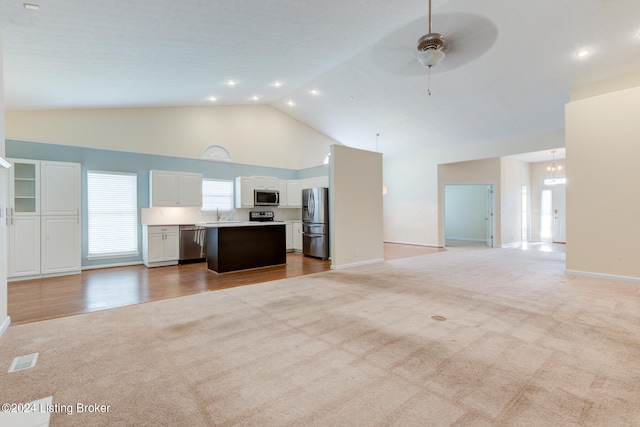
292,221,303,252
235,175,327,209
7,159,81,280
142,225,179,267
150,170,203,207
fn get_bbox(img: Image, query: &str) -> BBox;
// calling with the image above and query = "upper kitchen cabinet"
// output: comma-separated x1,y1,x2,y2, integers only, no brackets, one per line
235,176,255,208
285,180,302,207
150,170,202,207
41,161,81,215
8,159,40,215
301,176,329,189
253,176,279,190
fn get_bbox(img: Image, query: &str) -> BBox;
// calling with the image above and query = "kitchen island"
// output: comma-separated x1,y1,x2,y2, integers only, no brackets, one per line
201,222,286,273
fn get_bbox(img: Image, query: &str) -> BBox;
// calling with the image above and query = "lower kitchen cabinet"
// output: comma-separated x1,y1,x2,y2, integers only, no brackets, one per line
292,221,303,252
143,225,179,267
285,222,293,251
8,216,41,278
41,216,81,276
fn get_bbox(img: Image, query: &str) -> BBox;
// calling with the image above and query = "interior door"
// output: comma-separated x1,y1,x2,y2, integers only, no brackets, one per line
486,185,494,247
552,185,566,243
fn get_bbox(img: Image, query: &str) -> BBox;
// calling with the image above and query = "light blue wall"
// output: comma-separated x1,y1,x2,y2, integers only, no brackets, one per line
6,139,327,268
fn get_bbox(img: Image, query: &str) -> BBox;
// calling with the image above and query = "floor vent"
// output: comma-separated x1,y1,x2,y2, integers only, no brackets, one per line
8,352,39,373
431,315,447,322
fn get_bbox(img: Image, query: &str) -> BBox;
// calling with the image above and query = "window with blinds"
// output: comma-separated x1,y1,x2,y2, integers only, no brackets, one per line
202,179,234,211
87,171,138,258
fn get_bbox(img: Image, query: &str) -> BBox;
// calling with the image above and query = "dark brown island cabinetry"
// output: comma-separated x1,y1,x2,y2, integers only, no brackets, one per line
205,224,286,273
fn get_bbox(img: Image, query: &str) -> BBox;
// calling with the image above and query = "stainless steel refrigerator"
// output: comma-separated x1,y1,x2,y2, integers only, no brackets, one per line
302,187,329,260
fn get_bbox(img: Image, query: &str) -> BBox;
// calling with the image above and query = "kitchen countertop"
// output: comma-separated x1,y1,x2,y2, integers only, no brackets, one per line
196,221,286,228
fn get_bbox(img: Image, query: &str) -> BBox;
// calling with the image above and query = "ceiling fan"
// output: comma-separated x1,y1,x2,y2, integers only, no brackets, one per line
416,0,447,94
371,3,498,94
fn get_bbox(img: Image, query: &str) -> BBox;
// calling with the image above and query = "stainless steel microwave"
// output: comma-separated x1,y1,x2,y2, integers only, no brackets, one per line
254,189,280,206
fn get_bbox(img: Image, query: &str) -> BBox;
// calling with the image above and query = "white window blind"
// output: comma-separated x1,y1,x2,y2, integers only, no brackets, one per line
202,179,234,211
87,171,138,258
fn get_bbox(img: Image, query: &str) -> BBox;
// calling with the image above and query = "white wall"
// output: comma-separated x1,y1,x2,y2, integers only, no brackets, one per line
0,31,9,336
382,130,564,248
438,158,501,247
566,84,640,279
330,145,383,269
6,105,338,170
500,157,530,247
444,185,488,241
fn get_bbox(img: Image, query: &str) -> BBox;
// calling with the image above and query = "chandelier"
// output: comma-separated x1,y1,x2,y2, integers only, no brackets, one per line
546,150,563,177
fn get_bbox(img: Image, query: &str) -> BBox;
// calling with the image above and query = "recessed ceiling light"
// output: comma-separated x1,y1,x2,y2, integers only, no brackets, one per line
226,79,237,87
309,89,320,96
23,3,40,10
347,96,355,100
250,95,260,101
286,100,295,107
207,96,217,102
272,81,283,88
576,48,592,58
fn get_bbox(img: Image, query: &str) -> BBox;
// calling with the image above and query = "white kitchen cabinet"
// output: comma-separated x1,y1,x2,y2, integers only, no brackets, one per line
285,221,293,251
8,216,40,278
7,159,81,280
286,180,302,207
279,180,288,207
253,176,279,190
41,216,81,276
301,176,329,190
150,170,202,207
41,161,81,216
235,176,255,208
8,159,40,216
143,225,179,267
292,221,303,252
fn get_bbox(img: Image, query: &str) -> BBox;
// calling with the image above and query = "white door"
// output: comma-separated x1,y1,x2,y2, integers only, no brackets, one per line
41,161,81,215
486,185,494,247
552,185,567,243
164,232,180,260
178,173,203,206
150,170,179,206
147,233,165,262
41,216,81,275
9,216,41,277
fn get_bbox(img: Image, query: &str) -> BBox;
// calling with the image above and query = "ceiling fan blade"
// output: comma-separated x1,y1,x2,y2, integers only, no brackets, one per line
371,13,497,76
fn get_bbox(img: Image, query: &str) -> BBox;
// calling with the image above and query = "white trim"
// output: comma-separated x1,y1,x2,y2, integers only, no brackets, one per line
82,261,144,270
0,316,11,339
565,269,640,283
331,258,385,270
446,237,486,242
384,240,443,248
0,156,11,168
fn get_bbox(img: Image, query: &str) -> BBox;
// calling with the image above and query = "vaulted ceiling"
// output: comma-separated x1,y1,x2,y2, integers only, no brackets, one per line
1,0,639,159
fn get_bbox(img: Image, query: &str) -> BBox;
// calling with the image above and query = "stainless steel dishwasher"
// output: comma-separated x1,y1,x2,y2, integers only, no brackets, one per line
179,225,207,263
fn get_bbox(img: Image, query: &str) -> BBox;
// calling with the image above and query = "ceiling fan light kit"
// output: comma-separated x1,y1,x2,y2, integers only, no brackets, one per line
417,0,447,95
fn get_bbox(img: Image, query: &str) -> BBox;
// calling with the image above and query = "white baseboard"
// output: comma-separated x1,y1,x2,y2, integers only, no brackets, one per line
0,316,11,339
384,240,443,248
331,258,385,270
565,269,640,283
446,237,486,242
82,261,144,270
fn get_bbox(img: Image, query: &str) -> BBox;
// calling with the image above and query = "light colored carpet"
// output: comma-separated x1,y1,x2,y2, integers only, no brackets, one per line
1,248,639,426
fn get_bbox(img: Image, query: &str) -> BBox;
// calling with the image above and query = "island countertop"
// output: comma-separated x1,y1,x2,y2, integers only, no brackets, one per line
196,221,286,228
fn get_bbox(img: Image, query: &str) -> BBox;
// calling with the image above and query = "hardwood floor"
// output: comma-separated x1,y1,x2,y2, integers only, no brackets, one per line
8,244,443,325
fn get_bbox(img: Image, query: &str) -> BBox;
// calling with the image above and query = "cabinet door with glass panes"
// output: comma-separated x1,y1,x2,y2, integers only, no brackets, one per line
9,159,40,216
